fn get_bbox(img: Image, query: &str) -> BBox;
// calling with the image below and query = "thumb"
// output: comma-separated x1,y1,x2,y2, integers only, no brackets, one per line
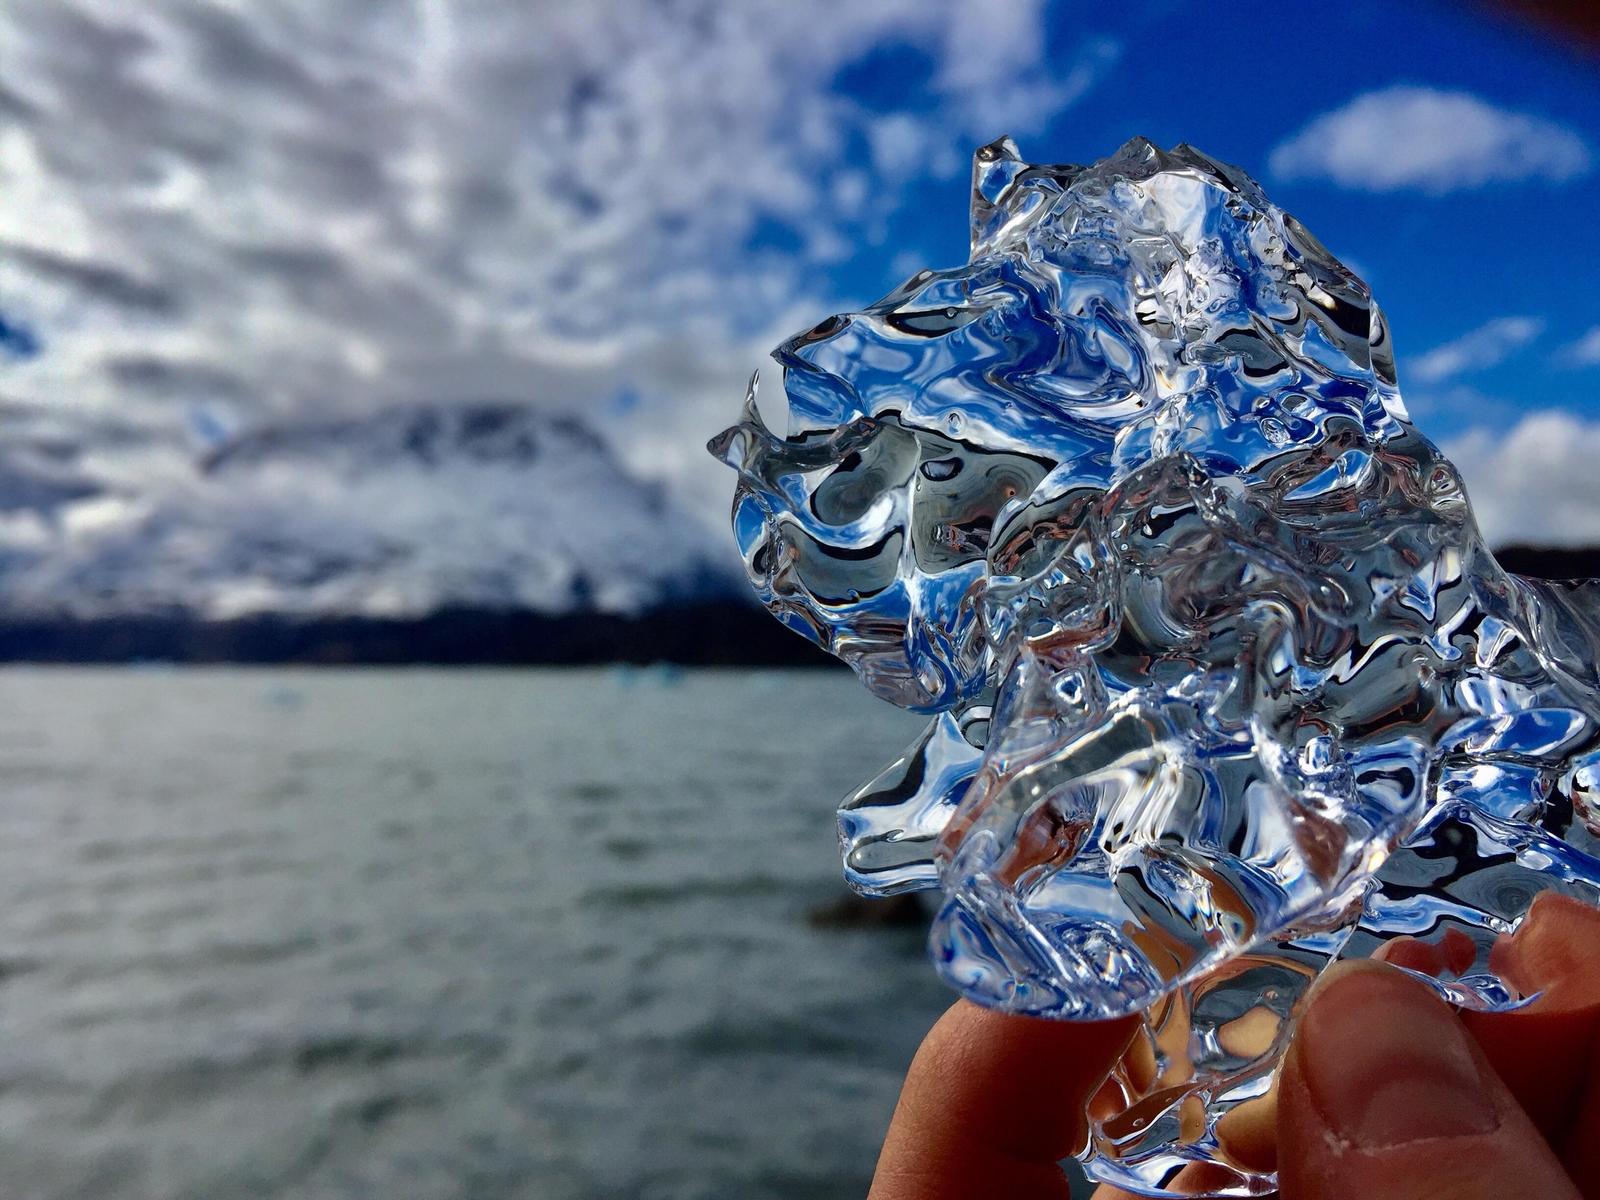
1278,959,1579,1200
869,1000,1139,1200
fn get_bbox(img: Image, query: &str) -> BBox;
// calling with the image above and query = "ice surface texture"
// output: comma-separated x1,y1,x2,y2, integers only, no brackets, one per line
709,137,1600,1195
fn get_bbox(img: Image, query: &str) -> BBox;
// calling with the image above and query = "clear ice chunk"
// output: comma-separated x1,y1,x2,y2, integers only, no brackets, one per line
708,136,1600,1196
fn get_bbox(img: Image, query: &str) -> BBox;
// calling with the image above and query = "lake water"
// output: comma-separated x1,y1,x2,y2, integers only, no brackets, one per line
0,668,960,1200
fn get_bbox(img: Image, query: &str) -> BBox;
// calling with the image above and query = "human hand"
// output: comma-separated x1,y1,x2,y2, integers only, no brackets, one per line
869,892,1600,1199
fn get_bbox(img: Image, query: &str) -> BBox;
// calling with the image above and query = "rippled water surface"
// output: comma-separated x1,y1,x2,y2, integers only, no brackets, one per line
0,668,949,1200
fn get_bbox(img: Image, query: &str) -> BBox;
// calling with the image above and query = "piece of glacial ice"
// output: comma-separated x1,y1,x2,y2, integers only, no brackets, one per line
709,135,1600,1196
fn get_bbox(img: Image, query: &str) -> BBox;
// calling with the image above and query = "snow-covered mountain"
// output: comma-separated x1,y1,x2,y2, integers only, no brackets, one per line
0,403,737,619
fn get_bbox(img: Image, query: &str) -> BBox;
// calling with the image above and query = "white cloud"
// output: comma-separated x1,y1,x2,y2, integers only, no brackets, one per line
867,114,935,182
1448,412,1600,547
1562,326,1600,367
1270,86,1592,193
0,0,1115,613
934,1,1120,137
1406,316,1544,385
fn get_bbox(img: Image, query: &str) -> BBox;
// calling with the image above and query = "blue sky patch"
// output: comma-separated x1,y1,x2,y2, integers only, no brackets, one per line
0,310,40,361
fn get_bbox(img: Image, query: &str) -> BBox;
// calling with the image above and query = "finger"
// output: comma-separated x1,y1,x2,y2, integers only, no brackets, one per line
870,1000,1139,1200
1561,1030,1600,1194
1278,959,1578,1200
1373,926,1479,976
1460,892,1600,1193
1090,1161,1273,1200
1458,893,1600,1152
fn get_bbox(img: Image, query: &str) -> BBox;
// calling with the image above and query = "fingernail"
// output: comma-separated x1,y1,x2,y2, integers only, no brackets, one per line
1293,961,1500,1148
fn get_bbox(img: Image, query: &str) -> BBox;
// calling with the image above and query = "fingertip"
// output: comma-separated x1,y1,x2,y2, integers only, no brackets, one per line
1489,892,1600,1011
1456,893,1600,1142
905,1000,1141,1160
871,1001,1140,1200
1280,958,1578,1200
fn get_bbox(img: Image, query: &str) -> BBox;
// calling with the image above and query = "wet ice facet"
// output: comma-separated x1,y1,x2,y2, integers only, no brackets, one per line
709,136,1600,1195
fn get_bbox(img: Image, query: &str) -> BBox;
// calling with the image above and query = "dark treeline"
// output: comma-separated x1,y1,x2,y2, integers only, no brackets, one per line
0,601,840,667
0,544,1593,665
1493,544,1600,579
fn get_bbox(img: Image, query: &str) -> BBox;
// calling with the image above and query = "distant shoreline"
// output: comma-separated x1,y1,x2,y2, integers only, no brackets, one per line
0,600,841,667
0,545,1591,665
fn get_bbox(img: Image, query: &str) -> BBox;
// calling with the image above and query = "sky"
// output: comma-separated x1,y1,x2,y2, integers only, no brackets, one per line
0,0,1597,616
